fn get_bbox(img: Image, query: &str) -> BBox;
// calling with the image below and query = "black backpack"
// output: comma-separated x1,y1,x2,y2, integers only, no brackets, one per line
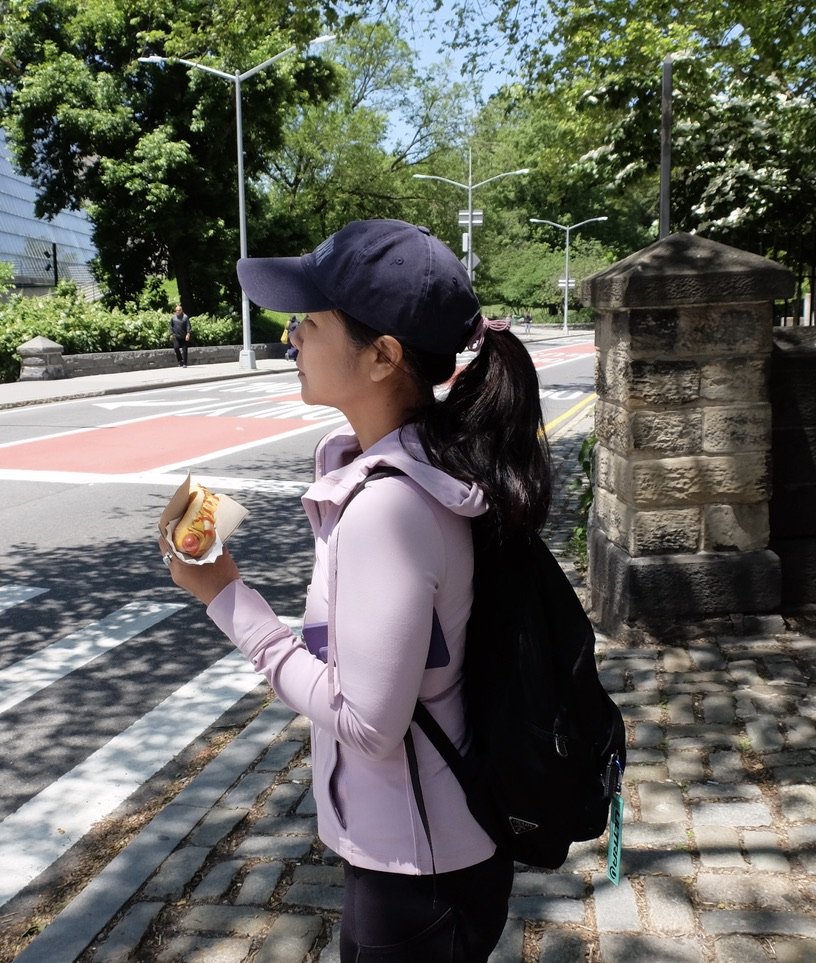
343,469,626,870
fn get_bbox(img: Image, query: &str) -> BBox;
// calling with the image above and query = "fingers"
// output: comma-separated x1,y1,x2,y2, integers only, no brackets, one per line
157,537,240,605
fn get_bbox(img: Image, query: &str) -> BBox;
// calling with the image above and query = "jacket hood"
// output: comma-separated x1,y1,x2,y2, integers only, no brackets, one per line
302,423,488,531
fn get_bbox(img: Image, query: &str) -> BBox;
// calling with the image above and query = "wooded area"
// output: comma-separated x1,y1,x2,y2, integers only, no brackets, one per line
0,0,812,318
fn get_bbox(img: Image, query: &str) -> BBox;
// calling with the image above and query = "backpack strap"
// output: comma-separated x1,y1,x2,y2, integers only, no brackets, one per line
335,466,407,523
412,701,468,784
333,466,447,879
327,466,406,698
404,726,438,881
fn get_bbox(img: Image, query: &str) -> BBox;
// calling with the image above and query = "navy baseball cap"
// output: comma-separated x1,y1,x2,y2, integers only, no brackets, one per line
237,219,481,355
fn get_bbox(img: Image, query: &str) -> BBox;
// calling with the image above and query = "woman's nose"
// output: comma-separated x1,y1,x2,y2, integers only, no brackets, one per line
291,325,303,348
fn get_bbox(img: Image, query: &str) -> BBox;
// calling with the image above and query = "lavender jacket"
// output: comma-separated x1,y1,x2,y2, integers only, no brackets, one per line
207,423,497,874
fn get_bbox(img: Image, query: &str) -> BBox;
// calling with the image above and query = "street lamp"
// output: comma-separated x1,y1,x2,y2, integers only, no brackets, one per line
139,34,335,369
529,216,608,334
413,148,529,281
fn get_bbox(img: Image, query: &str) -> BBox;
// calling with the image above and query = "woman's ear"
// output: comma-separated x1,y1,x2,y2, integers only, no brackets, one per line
369,335,404,382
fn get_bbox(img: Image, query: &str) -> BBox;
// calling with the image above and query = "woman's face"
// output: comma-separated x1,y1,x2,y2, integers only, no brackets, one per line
290,311,369,412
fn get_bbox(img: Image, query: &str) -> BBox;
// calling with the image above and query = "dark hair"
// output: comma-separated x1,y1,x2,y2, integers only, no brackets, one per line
338,311,551,537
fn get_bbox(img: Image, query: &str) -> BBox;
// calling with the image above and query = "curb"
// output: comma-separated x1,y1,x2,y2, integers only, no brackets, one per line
13,702,300,963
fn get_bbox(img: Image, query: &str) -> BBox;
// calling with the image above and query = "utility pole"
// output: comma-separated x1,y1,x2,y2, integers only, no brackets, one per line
659,55,673,240
44,243,58,286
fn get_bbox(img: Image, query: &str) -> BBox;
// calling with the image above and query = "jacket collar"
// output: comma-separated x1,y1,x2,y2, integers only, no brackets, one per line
301,423,488,533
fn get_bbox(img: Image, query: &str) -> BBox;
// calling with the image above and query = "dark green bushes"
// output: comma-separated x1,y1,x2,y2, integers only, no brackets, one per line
0,282,248,383
568,433,597,571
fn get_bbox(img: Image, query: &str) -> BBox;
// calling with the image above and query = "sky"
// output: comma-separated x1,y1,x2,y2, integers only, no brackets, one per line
383,1,519,148
405,1,516,102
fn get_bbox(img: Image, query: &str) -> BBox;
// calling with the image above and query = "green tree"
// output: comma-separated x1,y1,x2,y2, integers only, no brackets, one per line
481,236,611,313
0,260,14,295
261,19,473,248
453,0,816,270
0,0,339,313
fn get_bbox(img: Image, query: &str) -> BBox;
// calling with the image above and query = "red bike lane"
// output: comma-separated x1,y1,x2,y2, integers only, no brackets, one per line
0,381,344,475
0,342,593,475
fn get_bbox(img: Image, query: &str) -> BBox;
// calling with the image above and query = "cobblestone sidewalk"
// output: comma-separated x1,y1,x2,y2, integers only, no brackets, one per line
15,420,816,963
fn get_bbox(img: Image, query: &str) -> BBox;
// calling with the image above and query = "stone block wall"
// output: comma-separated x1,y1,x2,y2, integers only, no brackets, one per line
18,341,286,380
769,327,816,609
60,342,286,378
582,233,795,639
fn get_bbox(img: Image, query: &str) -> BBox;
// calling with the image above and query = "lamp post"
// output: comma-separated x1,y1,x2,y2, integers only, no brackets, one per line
140,34,335,369
413,148,529,281
529,216,608,334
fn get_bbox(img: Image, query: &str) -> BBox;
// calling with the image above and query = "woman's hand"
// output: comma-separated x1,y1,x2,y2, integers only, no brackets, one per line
158,536,241,606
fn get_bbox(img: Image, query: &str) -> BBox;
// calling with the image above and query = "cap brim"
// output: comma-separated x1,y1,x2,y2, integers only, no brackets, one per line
237,256,334,313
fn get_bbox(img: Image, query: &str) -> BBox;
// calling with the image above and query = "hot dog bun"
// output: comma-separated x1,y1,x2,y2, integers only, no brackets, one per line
172,483,220,558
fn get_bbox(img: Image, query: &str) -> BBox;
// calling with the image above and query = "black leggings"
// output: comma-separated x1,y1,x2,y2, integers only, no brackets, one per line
172,335,188,365
340,851,514,962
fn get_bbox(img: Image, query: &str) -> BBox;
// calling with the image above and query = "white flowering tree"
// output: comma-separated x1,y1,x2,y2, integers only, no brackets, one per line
443,0,815,288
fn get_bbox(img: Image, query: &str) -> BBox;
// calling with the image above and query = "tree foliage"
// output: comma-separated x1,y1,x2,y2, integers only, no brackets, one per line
0,280,240,383
448,0,816,274
545,1,816,260
0,0,341,313
262,19,472,245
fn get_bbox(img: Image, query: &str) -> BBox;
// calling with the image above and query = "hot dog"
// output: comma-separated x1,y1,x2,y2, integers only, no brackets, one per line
172,483,220,558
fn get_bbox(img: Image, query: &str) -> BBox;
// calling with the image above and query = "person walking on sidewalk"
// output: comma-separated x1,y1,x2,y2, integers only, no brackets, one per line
169,304,191,367
158,219,551,962
284,314,300,361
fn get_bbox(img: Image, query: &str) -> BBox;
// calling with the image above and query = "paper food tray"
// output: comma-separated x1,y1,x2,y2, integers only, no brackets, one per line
158,474,248,565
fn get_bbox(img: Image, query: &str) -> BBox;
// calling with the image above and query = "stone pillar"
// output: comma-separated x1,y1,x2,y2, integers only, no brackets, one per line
582,233,795,640
18,336,66,380
769,327,816,609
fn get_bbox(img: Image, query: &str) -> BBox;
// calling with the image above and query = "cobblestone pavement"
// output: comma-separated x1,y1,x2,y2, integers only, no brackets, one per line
13,417,816,963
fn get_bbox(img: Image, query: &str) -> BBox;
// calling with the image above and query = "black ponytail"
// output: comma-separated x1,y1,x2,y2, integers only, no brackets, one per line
338,311,551,537
413,330,551,537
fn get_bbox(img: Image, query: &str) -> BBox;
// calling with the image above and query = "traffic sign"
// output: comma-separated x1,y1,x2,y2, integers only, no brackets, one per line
458,210,484,226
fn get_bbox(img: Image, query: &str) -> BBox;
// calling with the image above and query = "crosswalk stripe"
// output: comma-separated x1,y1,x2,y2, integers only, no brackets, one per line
0,648,265,909
0,601,187,714
0,583,48,614
0,468,311,491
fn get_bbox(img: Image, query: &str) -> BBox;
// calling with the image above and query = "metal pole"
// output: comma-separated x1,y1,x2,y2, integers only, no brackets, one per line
139,37,335,370
413,162,528,283
467,148,474,281
563,227,570,334
234,73,255,369
659,55,672,240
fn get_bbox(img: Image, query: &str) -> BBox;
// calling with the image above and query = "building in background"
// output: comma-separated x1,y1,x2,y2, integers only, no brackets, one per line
0,130,98,298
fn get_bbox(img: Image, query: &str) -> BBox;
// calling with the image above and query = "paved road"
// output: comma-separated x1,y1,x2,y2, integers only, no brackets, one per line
7,338,815,963
0,338,596,948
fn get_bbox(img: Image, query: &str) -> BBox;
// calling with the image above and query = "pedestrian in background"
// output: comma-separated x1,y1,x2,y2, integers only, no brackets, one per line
285,314,300,361
159,219,550,961
169,304,191,367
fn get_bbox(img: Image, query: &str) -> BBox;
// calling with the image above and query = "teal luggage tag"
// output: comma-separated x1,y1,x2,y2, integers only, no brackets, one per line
606,757,624,885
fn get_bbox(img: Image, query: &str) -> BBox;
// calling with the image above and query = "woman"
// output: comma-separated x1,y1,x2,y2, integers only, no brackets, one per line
159,219,551,961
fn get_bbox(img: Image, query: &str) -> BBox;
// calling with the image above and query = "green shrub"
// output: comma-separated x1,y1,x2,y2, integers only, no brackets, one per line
252,309,287,343
567,432,597,571
0,282,243,382
0,261,14,296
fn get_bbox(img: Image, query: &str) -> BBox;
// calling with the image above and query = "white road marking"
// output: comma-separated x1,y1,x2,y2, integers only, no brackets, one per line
147,418,345,474
0,648,269,909
0,469,312,491
0,602,187,714
0,343,591,481
94,399,220,410
0,583,48,614
540,388,585,401
531,354,593,371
